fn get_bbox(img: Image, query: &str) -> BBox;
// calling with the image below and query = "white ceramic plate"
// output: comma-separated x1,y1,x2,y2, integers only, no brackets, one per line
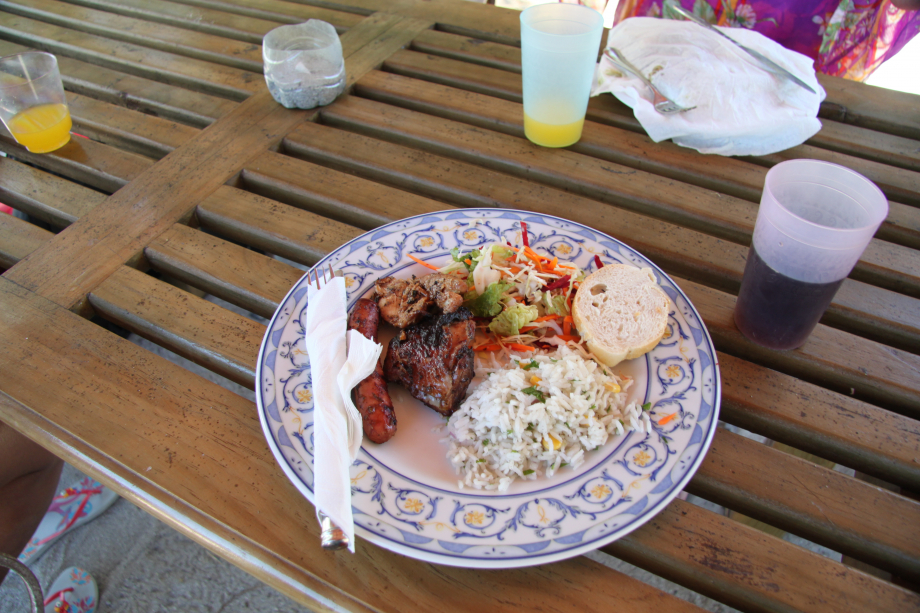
256,209,720,568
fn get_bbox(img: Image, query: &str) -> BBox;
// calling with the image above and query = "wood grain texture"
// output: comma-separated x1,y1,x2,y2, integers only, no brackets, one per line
718,352,920,491
0,156,105,228
168,0,370,27
88,265,263,387
604,497,920,613
281,118,920,352
145,223,303,318
319,95,920,298
690,427,920,580
196,185,364,266
0,0,265,72
0,214,53,271
3,87,313,312
353,70,920,250
0,275,711,613
0,12,262,100
677,276,920,417
817,72,920,140
62,0,296,45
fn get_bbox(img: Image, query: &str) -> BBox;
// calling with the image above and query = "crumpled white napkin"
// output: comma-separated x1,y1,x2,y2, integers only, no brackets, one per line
591,17,826,156
304,276,381,553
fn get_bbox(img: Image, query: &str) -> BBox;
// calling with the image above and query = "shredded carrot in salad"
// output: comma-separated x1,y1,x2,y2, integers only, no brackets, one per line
420,234,592,354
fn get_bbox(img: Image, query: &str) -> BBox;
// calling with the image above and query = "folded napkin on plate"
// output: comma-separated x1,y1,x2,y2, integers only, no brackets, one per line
591,17,826,156
304,276,381,553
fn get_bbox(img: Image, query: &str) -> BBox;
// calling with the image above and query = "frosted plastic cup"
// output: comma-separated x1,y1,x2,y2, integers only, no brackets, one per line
734,159,888,350
263,20,346,110
0,52,72,153
520,4,603,148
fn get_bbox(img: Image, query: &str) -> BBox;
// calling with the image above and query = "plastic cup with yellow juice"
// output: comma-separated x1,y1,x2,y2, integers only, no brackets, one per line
0,52,72,154
520,4,603,148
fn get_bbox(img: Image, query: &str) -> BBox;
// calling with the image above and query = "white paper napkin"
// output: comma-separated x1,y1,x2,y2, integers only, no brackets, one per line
304,277,381,553
592,17,826,156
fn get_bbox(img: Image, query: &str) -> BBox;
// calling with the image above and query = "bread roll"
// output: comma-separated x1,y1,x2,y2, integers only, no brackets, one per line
572,264,670,367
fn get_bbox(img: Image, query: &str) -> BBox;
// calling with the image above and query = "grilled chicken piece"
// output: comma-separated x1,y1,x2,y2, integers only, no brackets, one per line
383,307,476,416
375,274,466,329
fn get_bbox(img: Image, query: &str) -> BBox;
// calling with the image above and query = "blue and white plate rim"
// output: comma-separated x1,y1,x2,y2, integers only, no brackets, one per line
255,208,721,568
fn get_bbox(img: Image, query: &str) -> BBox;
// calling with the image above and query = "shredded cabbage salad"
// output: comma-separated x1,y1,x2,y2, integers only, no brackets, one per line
412,227,594,356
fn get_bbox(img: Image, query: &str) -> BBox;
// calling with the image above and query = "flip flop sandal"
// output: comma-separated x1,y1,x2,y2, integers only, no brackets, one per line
42,567,97,613
0,553,42,613
18,478,118,564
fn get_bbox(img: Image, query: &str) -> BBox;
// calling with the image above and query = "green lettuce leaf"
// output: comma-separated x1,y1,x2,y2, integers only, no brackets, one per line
488,303,538,336
542,291,570,316
463,280,512,317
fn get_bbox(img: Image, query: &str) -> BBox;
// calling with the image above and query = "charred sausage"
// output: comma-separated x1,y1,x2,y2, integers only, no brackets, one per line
348,298,397,444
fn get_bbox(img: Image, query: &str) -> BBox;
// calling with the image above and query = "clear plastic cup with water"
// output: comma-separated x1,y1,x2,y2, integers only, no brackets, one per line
734,159,888,350
263,20,346,110
520,4,603,148
0,52,72,153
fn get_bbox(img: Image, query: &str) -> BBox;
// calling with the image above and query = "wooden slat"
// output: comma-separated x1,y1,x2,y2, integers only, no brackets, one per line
605,497,920,613
146,223,303,318
0,157,105,228
818,72,920,140
814,119,920,173
243,150,460,229
88,265,263,387
0,214,53,270
168,0,371,26
383,48,920,209
354,70,920,250
68,91,199,159
2,275,718,613
62,0,296,44
690,427,920,580
0,12,261,100
195,185,364,266
0,132,153,193
411,28,522,72
0,36,235,127
278,119,920,353
0,0,265,72
319,94,920,299
679,277,920,417
719,352,920,491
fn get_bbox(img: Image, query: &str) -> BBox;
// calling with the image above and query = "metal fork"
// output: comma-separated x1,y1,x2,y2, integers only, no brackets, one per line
310,263,350,552
603,47,696,114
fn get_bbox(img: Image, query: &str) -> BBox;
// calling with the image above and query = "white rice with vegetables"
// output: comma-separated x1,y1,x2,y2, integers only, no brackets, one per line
446,345,648,491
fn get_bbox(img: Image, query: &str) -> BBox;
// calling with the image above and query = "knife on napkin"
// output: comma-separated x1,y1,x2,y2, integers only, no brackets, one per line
672,5,817,95
304,266,381,553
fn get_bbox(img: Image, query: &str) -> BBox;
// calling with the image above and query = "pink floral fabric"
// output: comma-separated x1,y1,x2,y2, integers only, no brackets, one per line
613,0,920,80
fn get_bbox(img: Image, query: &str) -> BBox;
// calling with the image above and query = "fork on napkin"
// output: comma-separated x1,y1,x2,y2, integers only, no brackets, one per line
592,17,826,156
303,265,382,552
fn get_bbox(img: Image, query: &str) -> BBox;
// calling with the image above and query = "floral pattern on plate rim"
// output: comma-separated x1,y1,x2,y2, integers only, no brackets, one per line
255,209,720,568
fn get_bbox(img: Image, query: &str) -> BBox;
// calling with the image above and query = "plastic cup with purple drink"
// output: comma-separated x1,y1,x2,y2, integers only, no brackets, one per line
734,159,888,350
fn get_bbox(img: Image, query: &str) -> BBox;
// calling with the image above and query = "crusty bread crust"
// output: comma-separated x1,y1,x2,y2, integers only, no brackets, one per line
572,265,670,367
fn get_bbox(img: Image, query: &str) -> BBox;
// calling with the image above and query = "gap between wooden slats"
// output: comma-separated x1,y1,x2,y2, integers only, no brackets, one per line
0,37,237,128
346,70,920,251
96,214,920,585
1,276,730,613
315,94,920,299
381,48,920,209
394,21,920,144
0,11,261,100
263,120,920,355
3,179,919,495
64,0,364,43
0,0,266,72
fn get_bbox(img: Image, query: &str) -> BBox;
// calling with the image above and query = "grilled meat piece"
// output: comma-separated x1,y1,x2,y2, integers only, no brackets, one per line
375,274,467,329
383,307,476,416
347,299,397,444
418,274,467,313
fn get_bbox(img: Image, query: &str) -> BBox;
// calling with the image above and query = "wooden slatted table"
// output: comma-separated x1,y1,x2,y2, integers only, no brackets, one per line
1,1,919,611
